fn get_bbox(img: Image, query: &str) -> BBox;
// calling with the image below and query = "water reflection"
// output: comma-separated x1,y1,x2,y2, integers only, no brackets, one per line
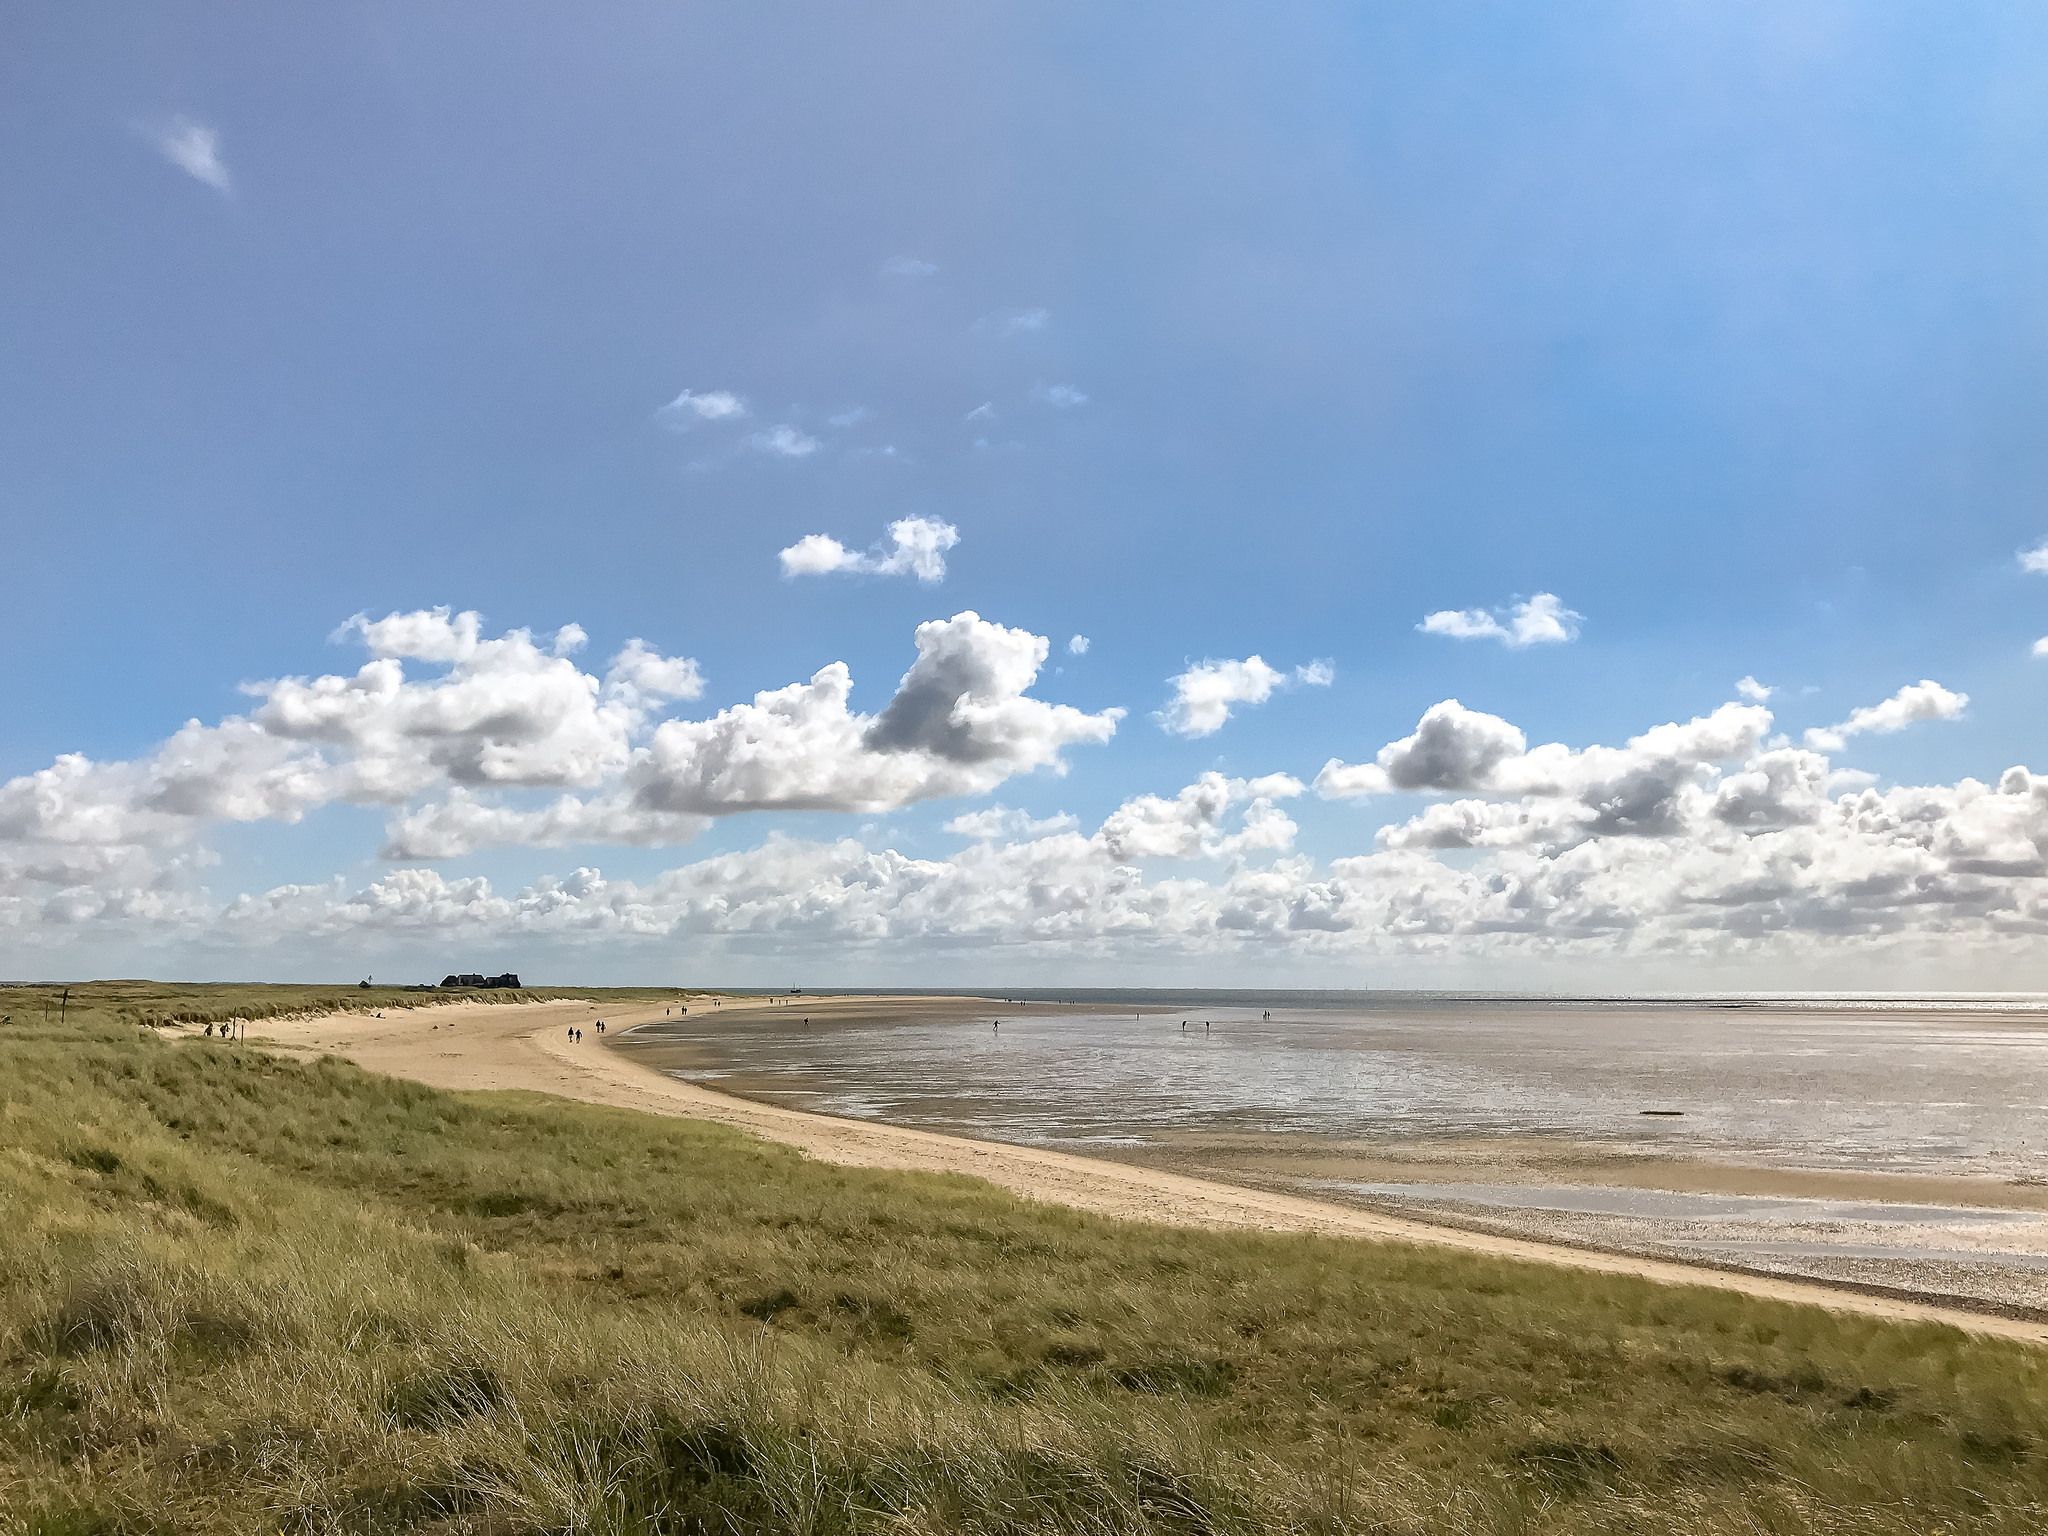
642,999,2048,1180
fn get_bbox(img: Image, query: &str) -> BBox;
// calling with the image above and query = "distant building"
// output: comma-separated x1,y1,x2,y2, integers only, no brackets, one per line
440,973,521,989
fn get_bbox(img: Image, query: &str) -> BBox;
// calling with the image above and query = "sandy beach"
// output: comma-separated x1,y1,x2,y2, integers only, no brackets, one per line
230,993,2048,1345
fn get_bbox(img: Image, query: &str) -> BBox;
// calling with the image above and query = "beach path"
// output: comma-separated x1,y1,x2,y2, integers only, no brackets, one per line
239,996,2048,1346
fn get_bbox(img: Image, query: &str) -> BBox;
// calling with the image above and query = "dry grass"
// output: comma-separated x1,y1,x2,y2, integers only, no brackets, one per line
3,994,2047,1533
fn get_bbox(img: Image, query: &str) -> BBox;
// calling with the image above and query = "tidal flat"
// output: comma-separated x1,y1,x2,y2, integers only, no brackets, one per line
625,992,2048,1314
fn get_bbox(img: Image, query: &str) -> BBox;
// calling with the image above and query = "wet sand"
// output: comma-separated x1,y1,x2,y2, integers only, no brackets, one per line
227,994,2048,1344
622,992,2048,1316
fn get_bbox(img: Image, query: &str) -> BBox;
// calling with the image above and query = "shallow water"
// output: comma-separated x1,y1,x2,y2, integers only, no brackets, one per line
1312,1181,2030,1224
645,997,2048,1181
1313,1179,2048,1274
1677,1241,2048,1271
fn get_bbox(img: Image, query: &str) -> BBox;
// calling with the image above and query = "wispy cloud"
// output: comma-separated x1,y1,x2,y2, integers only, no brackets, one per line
976,307,1049,337
944,805,1080,841
828,406,870,428
146,115,231,195
1419,593,1581,648
1068,635,1090,656
779,518,960,582
881,256,938,277
1035,383,1089,408
658,388,747,426
963,402,995,423
749,424,819,458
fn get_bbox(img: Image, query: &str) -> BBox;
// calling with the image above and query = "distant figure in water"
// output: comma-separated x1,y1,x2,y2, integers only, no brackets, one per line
1205,1021,1211,1032
1181,1021,1186,1031
567,1025,574,1039
993,1019,999,1031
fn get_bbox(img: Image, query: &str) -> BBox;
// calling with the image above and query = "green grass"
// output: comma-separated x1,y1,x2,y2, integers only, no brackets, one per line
3,995,2048,1533
0,979,701,1031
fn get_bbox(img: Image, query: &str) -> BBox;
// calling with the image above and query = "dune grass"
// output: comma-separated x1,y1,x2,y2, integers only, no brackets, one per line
0,979,694,1032
4,1001,2048,1532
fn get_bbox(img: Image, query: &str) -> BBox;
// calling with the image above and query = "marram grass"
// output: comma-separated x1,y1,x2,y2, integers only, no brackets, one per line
3,998,2047,1533
0,979,695,1032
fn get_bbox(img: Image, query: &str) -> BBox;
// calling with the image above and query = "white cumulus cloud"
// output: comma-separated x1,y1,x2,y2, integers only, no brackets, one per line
1803,681,1968,752
779,518,960,582
1736,675,1773,702
24,667,2048,988
1315,700,1527,799
1068,635,1090,656
1318,696,1776,853
1419,593,1581,648
390,611,1120,854
0,607,1118,879
508,613,1120,852
0,611,712,890
776,535,864,577
1097,773,1304,862
1158,657,1333,738
193,736,2048,976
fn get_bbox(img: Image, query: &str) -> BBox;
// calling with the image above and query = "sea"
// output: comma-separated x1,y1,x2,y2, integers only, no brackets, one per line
648,990,2048,1181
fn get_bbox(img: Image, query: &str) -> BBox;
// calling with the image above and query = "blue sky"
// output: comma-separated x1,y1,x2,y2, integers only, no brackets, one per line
7,3,2048,987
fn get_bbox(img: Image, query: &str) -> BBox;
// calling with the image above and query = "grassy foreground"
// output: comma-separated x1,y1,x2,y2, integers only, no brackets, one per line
3,1009,2047,1533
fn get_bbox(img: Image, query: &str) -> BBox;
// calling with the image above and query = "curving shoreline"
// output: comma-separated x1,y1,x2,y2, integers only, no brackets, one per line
240,993,2048,1345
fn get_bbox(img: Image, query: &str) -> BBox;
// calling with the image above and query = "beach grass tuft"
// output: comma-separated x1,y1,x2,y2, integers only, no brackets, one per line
3,990,2048,1531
